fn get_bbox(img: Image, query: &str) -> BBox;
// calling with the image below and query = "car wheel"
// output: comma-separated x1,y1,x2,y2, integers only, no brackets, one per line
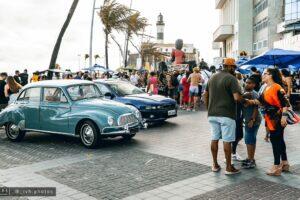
5,123,26,142
122,133,136,141
79,121,100,148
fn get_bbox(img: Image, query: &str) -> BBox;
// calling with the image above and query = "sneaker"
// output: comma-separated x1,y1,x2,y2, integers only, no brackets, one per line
232,153,243,162
186,108,191,111
192,109,196,112
242,160,256,169
225,165,241,175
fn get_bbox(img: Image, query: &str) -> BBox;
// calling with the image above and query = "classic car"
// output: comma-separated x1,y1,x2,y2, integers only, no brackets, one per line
0,80,143,148
94,80,177,123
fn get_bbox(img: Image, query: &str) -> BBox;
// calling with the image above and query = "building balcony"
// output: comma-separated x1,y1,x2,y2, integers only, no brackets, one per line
215,0,226,9
213,25,234,42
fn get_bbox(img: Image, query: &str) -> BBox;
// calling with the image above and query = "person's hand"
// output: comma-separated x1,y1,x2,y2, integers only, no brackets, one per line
281,116,288,127
243,99,251,107
248,120,254,128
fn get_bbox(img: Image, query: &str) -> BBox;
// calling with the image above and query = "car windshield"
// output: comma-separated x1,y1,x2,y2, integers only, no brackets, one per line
67,84,102,101
109,82,144,96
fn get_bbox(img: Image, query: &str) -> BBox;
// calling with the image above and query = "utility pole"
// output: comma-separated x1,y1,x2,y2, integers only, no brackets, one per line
124,0,133,68
89,0,100,68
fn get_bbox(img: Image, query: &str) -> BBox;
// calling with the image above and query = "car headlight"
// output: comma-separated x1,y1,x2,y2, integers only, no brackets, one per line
145,106,152,110
135,110,142,120
107,116,114,126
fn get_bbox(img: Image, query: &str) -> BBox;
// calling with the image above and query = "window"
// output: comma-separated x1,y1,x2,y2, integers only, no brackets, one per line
254,0,268,16
43,88,67,103
285,0,300,21
253,43,257,51
67,84,101,101
253,18,268,32
258,41,262,50
18,88,41,102
96,84,110,95
263,40,268,48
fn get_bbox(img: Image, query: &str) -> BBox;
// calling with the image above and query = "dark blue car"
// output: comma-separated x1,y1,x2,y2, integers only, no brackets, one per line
94,80,177,123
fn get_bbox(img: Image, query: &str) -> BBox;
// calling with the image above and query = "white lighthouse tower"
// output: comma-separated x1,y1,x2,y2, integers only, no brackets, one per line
156,13,165,44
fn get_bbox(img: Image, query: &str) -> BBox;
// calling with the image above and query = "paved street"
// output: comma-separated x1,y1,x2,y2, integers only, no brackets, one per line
0,110,300,200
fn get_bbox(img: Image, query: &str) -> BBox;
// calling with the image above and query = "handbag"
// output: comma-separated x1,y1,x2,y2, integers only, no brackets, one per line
283,109,300,125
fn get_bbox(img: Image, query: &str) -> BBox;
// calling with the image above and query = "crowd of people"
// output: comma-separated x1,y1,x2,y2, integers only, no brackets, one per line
204,58,300,176
1,58,300,177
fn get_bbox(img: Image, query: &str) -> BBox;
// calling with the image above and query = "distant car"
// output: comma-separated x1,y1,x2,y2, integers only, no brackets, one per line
0,80,143,148
94,80,177,123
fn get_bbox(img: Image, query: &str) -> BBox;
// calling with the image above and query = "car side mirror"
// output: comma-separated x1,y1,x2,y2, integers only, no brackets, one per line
104,92,114,100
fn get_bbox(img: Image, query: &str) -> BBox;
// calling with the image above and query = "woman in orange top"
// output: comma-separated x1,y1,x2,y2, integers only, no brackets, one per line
248,68,290,176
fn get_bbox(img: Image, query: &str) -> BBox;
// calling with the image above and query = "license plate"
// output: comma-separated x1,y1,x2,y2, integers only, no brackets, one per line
168,110,176,116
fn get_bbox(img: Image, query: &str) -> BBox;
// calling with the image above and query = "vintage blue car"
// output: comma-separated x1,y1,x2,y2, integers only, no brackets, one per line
0,80,143,148
94,80,177,123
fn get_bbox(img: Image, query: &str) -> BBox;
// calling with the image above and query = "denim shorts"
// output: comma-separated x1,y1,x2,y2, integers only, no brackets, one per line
208,116,236,142
244,125,260,145
189,86,199,96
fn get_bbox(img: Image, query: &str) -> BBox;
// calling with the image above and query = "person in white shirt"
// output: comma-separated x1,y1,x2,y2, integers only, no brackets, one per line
130,71,139,86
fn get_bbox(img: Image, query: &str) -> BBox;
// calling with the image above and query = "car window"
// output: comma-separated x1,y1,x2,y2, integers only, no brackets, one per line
21,88,41,102
109,82,144,96
43,87,68,103
96,83,110,95
67,84,101,101
17,90,26,101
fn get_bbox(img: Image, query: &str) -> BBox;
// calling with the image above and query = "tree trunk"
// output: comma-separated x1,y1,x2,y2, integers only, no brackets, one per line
105,31,109,69
48,0,80,79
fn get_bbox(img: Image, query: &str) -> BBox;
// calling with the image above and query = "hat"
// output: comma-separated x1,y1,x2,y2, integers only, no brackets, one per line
223,58,236,66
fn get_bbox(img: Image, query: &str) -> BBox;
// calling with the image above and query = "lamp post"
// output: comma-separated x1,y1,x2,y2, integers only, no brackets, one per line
124,0,133,68
89,0,101,68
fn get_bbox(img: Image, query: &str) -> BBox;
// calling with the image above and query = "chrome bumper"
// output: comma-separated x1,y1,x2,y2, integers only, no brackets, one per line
101,121,147,136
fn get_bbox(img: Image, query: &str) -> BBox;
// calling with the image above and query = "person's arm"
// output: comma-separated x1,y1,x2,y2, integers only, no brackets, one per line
204,90,209,110
4,85,9,97
286,77,292,97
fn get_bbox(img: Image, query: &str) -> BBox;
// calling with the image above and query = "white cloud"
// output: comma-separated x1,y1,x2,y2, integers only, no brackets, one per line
0,0,219,75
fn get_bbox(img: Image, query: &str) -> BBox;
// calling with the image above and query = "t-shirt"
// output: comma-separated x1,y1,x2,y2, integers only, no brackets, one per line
0,80,8,104
206,71,241,120
242,90,262,126
14,75,21,84
19,73,28,86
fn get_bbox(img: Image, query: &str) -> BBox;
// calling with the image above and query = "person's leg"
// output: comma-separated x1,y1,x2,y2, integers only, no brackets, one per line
269,131,281,165
223,141,232,170
211,140,219,167
208,117,222,171
193,96,198,111
268,130,282,175
221,117,240,174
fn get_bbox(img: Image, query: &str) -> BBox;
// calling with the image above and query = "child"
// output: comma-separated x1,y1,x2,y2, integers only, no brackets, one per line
242,77,262,169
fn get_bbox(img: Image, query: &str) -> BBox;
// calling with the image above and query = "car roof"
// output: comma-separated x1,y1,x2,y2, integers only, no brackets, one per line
94,79,126,84
23,80,94,89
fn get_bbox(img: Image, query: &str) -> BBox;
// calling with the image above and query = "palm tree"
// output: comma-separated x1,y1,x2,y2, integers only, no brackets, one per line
48,0,80,79
124,11,148,67
98,0,130,69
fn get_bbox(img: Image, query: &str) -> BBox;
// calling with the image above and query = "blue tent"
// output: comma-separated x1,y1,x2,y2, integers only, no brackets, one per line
241,48,300,67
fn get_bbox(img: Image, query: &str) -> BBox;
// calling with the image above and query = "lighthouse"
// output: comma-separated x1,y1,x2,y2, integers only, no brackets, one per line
156,13,165,44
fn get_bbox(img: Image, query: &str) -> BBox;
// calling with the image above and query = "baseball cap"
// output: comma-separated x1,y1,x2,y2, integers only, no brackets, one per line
223,58,236,67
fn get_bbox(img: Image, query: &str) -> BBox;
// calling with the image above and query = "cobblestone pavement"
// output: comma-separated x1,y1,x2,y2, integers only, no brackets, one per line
0,109,300,200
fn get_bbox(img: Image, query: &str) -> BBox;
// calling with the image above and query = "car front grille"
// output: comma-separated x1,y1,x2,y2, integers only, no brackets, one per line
118,114,138,126
163,104,176,110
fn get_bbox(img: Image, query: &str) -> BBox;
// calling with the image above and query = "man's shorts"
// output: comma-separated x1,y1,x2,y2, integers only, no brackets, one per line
189,86,199,96
208,116,236,142
244,125,259,145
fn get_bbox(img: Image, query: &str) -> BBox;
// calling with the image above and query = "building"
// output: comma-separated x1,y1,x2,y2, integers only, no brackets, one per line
128,13,200,69
213,0,284,65
274,0,300,51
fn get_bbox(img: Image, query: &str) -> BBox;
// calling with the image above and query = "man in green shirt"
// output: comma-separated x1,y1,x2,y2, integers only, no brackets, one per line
204,58,245,175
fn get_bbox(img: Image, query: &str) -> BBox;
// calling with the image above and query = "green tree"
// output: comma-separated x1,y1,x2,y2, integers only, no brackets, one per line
48,0,80,79
99,0,130,69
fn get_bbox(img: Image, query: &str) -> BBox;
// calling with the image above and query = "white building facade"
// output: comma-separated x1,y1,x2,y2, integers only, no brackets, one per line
213,0,284,65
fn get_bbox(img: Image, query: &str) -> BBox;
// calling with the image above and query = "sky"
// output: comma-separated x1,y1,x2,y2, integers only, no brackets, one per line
0,0,219,75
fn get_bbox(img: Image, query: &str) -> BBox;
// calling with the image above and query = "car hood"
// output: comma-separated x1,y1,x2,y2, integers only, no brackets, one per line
124,93,175,104
73,98,133,116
